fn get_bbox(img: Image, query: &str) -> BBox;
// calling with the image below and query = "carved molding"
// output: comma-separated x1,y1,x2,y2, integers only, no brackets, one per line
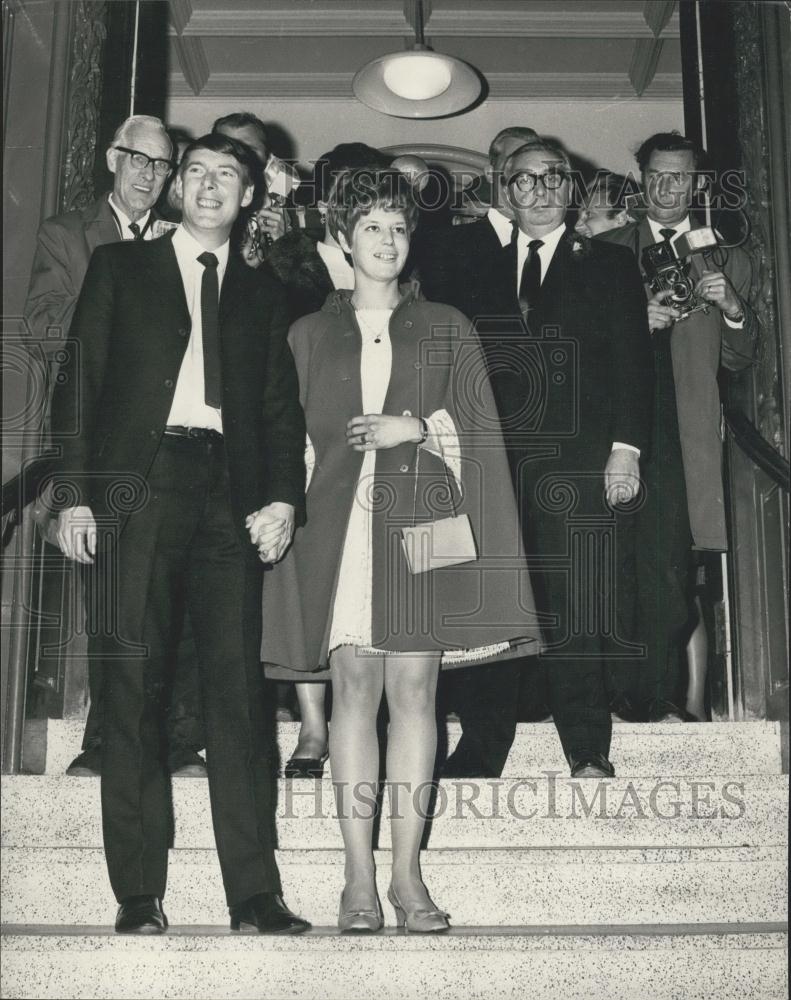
629,37,664,95
169,69,682,101
170,2,680,38
2,0,18,143
732,3,784,452
173,35,209,95
61,1,108,214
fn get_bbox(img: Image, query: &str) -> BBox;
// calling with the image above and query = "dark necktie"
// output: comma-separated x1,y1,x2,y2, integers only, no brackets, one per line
129,221,143,240
197,251,221,408
659,227,676,243
518,238,544,316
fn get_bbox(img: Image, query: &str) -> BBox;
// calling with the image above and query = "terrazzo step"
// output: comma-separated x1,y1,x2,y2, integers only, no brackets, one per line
2,775,786,850
1,924,787,1000
35,719,784,777
2,845,786,927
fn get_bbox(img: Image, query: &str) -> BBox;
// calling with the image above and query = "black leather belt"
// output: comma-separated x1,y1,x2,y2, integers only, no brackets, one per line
163,425,222,441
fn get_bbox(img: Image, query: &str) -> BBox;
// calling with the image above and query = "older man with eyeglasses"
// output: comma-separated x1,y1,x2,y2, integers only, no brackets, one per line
24,114,208,782
424,137,654,780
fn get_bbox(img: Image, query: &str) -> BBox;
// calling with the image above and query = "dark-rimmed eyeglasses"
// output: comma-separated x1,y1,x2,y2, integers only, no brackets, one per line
507,169,569,193
114,146,173,176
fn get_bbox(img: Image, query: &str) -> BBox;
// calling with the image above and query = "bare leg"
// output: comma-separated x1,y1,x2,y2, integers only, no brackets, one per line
329,646,384,910
291,682,328,759
384,652,441,910
685,597,708,721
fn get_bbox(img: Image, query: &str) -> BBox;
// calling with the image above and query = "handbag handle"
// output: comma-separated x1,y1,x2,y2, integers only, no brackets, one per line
410,441,460,526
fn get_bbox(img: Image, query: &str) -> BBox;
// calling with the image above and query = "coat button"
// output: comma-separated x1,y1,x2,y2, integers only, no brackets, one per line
414,362,422,369
178,327,188,337
150,430,158,438
399,464,409,473
164,379,174,388
402,409,412,417
404,320,414,328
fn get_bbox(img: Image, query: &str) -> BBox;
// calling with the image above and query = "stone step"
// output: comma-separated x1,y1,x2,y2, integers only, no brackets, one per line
34,719,784,777
2,845,786,927
1,924,787,1000
2,775,786,850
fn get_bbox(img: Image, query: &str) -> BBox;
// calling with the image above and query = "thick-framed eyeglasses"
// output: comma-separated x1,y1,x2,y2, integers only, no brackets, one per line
114,146,173,176
507,169,569,193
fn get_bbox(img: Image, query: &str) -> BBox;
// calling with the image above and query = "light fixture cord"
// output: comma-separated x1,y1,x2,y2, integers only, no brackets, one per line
415,0,425,46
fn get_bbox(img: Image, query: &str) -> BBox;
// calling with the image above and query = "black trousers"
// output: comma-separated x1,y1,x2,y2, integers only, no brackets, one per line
82,618,205,754
452,451,617,774
608,329,696,709
95,434,280,905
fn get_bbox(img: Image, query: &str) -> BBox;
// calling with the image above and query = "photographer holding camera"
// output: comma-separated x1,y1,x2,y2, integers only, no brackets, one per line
599,131,756,723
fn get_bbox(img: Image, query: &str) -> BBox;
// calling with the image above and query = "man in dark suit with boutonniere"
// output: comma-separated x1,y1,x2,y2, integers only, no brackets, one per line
424,137,654,779
50,132,310,935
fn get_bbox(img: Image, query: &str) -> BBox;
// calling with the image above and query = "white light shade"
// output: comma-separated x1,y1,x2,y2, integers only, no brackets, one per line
382,54,452,101
353,49,481,119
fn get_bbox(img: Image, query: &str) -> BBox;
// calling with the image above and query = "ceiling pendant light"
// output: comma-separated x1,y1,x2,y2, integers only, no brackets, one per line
352,1,481,119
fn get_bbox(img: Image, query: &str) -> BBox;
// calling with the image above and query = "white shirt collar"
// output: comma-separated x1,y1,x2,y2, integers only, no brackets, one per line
171,223,230,272
517,220,568,257
487,207,513,248
108,193,151,239
316,239,355,289
647,214,691,243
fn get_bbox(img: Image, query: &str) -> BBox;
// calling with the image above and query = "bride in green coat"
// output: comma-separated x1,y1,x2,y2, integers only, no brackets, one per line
255,168,542,933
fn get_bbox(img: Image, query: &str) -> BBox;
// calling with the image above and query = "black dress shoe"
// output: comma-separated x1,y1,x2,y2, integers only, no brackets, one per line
284,751,328,779
609,693,647,723
229,893,311,934
167,747,208,777
568,751,616,778
115,895,167,934
65,747,102,777
647,698,699,723
442,740,502,779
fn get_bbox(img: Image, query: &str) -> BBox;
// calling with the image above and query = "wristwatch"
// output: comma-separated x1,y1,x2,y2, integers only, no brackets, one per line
417,417,429,444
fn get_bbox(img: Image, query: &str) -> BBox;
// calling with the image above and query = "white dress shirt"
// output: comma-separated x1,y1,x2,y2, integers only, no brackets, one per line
108,194,154,241
486,206,513,248
166,225,229,432
316,240,355,290
514,220,567,294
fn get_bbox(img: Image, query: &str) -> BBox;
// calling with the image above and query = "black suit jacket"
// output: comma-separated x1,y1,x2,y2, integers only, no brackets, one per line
420,220,654,465
51,231,306,535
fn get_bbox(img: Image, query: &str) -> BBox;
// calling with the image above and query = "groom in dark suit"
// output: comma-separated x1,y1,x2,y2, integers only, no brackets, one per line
25,114,206,778
50,133,309,934
424,138,654,778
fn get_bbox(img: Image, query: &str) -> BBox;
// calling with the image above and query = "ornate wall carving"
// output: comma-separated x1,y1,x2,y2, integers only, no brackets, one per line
61,0,108,213
732,1,784,453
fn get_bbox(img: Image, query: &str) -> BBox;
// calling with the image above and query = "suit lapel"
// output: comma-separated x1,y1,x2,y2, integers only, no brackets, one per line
84,197,120,254
144,235,191,330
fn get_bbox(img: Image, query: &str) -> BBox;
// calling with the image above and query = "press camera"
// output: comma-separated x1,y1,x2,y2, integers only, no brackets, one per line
641,226,719,321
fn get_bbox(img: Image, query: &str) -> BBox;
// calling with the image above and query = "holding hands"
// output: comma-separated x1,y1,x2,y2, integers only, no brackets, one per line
346,414,422,452
246,501,295,563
